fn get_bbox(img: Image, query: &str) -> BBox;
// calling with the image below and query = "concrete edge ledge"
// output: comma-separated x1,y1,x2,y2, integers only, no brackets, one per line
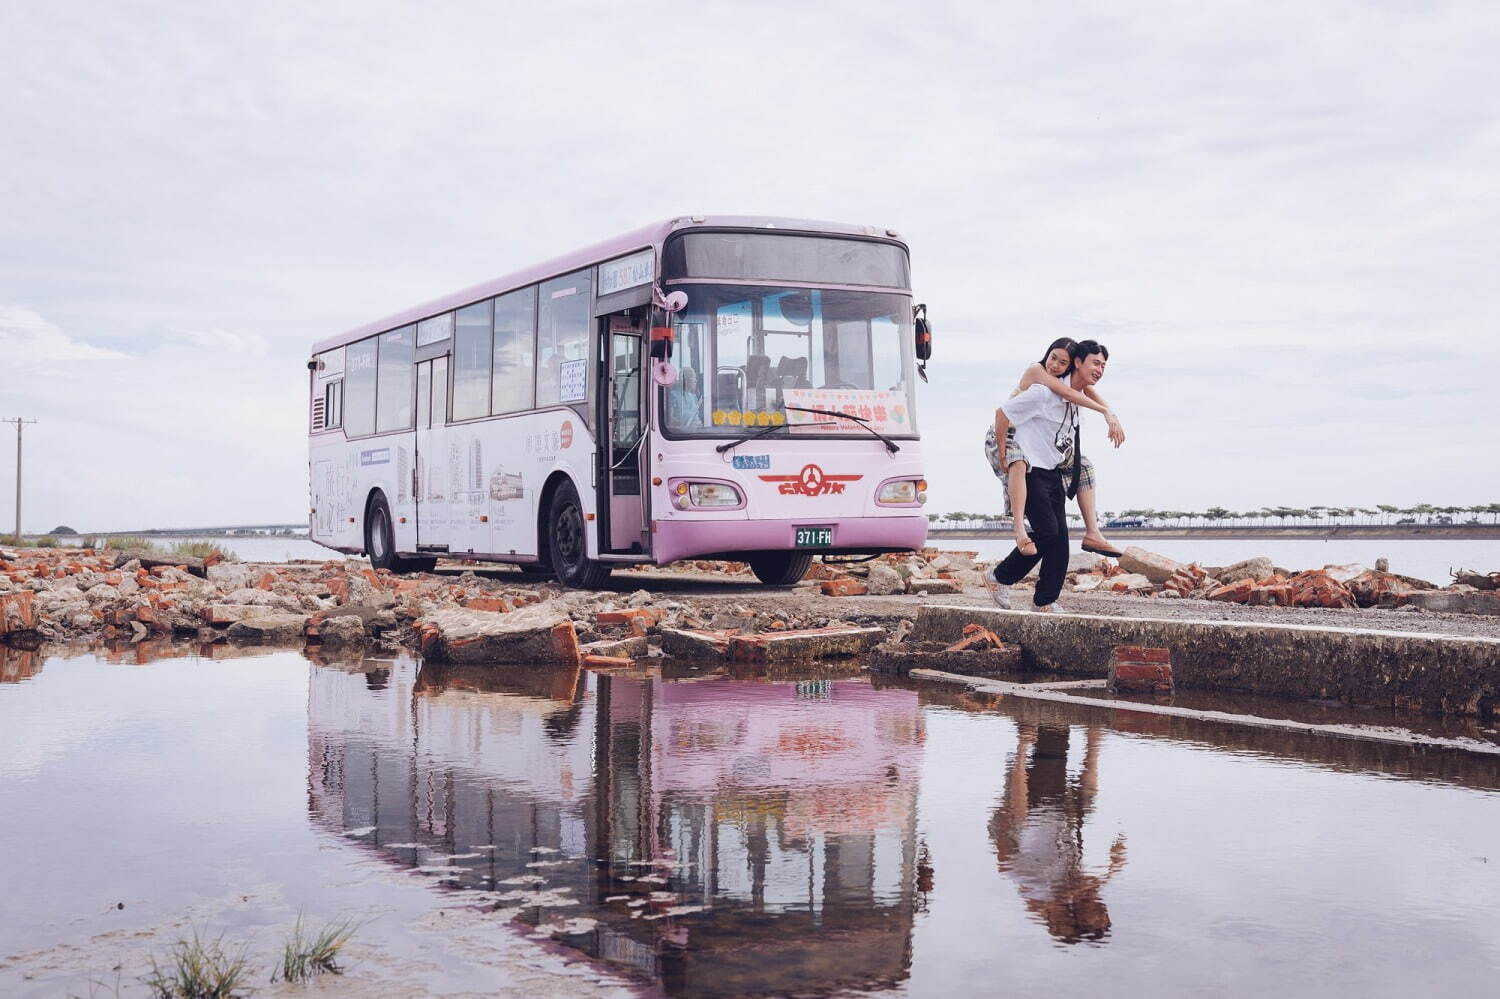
922,603,1500,644
911,605,1500,717
910,668,1500,758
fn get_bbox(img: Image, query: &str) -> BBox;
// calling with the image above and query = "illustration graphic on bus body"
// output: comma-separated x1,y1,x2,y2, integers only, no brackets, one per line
306,216,931,586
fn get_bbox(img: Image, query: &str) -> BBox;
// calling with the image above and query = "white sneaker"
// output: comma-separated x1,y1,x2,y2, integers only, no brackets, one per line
989,582,1012,609
1032,602,1064,614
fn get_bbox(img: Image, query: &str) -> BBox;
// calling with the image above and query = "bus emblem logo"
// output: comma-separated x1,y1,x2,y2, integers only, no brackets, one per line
759,463,862,497
560,420,574,449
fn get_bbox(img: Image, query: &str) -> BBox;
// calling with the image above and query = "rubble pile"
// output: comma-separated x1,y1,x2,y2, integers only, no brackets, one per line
1058,546,1499,612
810,549,986,597
0,547,913,663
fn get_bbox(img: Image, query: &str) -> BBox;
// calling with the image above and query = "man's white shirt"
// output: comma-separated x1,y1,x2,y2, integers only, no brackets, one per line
1001,382,1077,470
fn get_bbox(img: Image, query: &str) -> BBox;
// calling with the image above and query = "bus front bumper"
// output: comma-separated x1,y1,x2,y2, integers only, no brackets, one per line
652,515,928,565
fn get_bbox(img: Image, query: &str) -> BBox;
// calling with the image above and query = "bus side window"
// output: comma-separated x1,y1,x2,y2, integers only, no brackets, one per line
493,286,537,414
324,380,343,429
452,300,493,421
376,326,416,433
537,269,593,410
345,338,378,437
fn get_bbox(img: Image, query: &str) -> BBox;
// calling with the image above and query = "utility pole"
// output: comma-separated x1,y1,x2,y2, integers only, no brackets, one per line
3,418,36,542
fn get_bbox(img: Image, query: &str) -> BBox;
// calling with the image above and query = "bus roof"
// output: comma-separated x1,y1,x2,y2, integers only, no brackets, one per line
310,215,907,355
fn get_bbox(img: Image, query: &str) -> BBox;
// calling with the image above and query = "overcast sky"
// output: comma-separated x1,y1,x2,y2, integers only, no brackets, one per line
2,0,1496,532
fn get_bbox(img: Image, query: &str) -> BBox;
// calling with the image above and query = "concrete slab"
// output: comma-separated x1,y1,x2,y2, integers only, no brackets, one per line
912,604,1500,717
661,626,885,664
1400,591,1500,616
417,603,579,666
728,627,886,664
225,613,309,644
867,644,1022,676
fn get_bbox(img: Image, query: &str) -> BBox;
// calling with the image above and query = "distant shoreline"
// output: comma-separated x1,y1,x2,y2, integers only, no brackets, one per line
928,525,1500,541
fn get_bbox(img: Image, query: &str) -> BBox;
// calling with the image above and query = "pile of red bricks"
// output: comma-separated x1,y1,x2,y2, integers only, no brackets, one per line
1205,568,1422,609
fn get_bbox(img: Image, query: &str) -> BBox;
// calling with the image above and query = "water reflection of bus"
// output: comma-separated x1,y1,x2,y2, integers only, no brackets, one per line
307,658,924,996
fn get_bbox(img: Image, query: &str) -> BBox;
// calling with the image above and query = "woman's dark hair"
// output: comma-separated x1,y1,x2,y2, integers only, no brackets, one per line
1040,337,1077,366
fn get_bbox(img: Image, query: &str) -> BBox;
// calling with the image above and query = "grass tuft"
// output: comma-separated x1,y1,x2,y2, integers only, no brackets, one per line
140,929,251,998
35,534,59,548
169,540,236,561
105,536,157,551
272,913,364,983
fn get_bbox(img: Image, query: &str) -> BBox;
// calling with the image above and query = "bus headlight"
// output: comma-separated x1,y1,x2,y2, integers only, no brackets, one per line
877,479,926,505
668,479,744,509
688,482,742,507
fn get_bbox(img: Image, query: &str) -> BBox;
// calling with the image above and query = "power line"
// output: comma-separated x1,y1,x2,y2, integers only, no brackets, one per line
3,418,36,541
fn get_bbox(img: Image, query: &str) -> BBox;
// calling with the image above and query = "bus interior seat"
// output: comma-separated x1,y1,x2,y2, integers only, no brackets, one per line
715,368,743,411
775,356,810,389
746,354,771,388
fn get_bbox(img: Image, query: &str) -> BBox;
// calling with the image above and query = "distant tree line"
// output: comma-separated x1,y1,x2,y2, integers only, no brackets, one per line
926,503,1500,529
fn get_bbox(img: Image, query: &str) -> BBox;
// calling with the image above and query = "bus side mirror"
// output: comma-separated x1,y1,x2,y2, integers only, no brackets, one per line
914,303,932,382
651,289,688,359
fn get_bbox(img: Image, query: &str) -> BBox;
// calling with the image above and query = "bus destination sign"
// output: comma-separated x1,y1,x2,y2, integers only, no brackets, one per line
598,249,654,296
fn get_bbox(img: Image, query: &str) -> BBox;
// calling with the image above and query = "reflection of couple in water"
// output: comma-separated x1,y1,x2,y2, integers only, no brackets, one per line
989,724,1127,943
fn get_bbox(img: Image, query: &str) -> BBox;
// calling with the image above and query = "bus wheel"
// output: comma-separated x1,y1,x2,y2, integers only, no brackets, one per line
365,493,400,572
546,480,612,589
365,494,433,575
748,551,813,585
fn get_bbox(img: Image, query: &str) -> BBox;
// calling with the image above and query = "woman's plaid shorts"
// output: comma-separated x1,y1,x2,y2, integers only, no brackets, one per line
984,426,1095,514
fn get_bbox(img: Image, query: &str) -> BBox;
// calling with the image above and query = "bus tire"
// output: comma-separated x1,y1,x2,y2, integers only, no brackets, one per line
546,480,612,589
365,493,434,575
364,492,400,572
748,551,813,585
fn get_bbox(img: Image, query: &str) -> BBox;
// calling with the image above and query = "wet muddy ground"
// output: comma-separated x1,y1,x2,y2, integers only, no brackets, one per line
3,645,1499,997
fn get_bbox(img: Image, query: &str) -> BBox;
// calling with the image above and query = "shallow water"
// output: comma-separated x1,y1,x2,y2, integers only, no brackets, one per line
3,646,1500,997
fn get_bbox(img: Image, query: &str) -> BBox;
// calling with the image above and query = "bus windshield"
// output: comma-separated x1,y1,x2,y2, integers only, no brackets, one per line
662,285,917,439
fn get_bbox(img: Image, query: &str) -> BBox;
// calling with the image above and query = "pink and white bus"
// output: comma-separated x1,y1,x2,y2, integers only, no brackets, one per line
307,215,930,586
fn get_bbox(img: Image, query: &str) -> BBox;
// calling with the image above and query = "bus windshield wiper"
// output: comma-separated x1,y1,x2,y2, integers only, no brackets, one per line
784,406,900,454
715,421,790,453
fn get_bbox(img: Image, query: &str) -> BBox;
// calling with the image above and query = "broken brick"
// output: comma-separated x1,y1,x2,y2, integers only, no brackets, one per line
1112,645,1171,664
462,597,513,613
944,623,1005,652
1206,578,1256,603
582,654,635,668
819,578,869,597
550,621,582,668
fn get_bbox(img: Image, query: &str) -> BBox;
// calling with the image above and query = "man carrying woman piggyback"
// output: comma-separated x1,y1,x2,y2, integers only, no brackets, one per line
984,339,1126,613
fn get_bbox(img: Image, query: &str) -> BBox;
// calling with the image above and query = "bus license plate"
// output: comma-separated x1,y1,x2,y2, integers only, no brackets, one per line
795,527,833,548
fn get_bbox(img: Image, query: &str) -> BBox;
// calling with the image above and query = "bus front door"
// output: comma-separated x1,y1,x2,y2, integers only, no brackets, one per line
414,357,449,552
598,316,648,554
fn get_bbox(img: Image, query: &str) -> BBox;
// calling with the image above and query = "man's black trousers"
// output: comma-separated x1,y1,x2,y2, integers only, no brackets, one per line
992,466,1069,607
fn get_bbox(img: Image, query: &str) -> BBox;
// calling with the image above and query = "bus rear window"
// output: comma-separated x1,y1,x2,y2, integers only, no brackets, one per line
663,233,909,288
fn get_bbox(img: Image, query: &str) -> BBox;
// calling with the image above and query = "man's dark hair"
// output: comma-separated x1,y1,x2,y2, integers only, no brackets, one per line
1072,339,1109,365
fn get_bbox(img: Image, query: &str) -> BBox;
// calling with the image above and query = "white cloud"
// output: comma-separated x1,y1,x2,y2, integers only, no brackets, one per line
0,307,125,364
